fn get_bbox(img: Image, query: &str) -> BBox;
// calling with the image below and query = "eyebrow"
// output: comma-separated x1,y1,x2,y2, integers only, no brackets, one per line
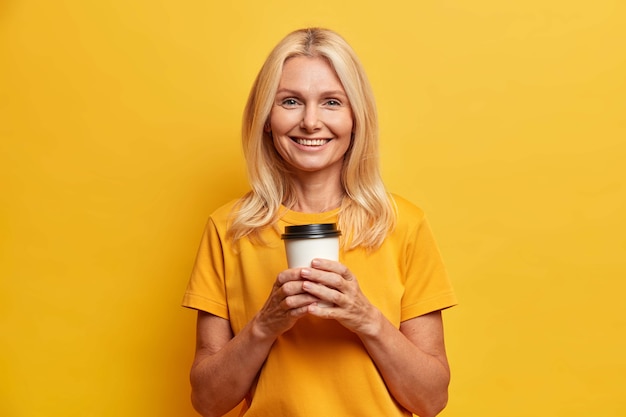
275,88,348,98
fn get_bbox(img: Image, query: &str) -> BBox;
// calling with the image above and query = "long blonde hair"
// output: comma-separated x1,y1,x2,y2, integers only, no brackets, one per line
227,28,396,250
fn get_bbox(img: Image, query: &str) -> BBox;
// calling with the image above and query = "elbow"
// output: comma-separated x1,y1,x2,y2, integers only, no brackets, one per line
412,388,448,417
190,372,241,417
426,392,448,417
190,391,212,417
191,390,222,417
189,371,220,417
190,364,244,417
416,365,451,417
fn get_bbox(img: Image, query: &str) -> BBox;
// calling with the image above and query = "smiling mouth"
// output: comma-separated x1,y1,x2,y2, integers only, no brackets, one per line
292,138,331,146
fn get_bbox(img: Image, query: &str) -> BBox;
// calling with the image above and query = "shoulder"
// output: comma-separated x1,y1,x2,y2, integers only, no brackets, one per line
210,198,241,219
204,198,244,233
389,193,426,226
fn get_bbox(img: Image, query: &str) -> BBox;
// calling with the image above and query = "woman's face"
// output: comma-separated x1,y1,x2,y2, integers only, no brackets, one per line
269,56,353,179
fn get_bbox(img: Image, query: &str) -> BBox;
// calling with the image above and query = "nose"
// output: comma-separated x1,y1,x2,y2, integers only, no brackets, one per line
300,105,322,132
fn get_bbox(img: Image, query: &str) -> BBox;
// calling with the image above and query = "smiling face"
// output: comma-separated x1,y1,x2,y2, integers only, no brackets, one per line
269,55,354,180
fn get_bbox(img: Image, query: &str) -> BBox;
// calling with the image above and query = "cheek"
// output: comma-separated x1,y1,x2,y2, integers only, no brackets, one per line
327,110,353,129
270,109,299,133
271,135,290,160
331,116,354,136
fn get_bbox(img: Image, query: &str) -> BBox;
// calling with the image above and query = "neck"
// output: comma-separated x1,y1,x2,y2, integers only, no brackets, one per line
288,180,345,213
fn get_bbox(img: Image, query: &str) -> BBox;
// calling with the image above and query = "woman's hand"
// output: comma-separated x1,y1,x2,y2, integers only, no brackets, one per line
253,267,322,339
299,258,383,336
300,258,450,416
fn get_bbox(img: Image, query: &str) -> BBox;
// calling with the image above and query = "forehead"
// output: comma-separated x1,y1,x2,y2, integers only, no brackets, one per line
278,56,345,91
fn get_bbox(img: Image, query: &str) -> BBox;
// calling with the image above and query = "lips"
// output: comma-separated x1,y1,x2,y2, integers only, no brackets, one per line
292,138,331,146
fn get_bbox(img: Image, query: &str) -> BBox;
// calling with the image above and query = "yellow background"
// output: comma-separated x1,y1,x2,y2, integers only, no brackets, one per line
1,1,625,416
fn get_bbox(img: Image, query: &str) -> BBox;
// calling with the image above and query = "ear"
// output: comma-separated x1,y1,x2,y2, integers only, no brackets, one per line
264,122,271,132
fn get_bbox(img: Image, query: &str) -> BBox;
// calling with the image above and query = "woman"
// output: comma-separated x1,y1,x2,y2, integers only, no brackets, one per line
183,28,457,417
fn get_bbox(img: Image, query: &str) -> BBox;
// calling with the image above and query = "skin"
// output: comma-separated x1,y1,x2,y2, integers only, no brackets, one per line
269,55,353,212
190,56,451,417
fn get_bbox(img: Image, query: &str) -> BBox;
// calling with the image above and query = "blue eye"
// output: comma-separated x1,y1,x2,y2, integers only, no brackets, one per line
282,98,298,106
326,100,341,106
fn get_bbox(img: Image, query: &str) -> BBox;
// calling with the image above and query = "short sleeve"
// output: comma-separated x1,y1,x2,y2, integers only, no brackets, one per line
182,217,230,319
401,216,457,321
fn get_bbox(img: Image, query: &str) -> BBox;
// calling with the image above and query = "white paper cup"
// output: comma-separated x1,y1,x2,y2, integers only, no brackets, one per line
281,223,341,307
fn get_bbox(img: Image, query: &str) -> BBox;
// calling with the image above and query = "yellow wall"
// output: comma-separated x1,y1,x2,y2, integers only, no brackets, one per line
1,1,625,416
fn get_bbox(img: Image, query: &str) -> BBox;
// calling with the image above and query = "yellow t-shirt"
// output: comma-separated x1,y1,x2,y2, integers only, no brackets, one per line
182,194,457,416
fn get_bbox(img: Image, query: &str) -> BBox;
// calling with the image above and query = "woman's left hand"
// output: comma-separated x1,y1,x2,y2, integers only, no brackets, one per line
300,258,382,336
301,258,451,416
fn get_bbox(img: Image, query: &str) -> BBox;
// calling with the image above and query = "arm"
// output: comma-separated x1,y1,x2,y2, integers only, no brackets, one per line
189,268,320,417
189,311,272,417
301,260,451,417
360,311,450,417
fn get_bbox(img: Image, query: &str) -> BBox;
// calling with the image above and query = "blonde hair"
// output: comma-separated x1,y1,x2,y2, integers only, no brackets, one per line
227,28,396,250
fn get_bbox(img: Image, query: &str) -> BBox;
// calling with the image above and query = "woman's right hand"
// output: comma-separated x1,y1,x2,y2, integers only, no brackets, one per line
252,267,320,339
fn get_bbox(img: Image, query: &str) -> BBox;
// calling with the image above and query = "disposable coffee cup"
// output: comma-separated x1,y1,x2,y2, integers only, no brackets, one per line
281,223,341,307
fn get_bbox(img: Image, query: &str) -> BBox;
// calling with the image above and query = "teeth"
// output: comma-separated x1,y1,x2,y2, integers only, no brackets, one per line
295,138,329,146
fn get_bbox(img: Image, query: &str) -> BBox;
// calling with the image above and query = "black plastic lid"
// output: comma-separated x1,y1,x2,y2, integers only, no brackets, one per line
281,223,341,240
